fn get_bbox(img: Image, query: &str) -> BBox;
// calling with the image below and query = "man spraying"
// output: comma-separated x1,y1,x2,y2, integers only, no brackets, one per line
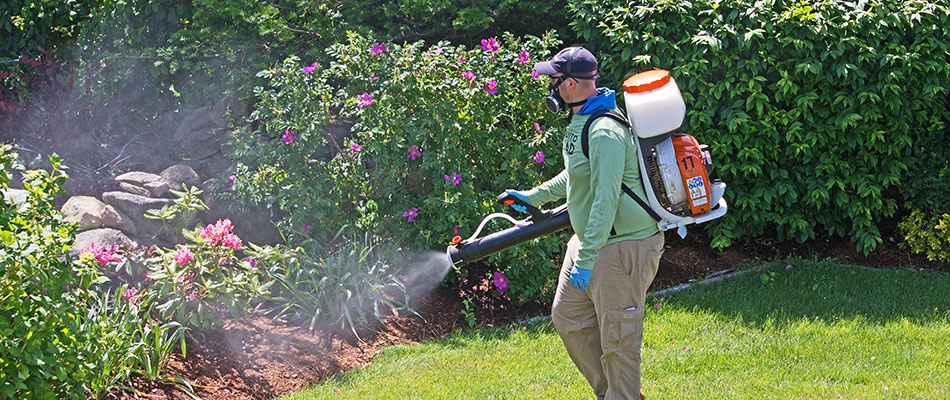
505,46,663,400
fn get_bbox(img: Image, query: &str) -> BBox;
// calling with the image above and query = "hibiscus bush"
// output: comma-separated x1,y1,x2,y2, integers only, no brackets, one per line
228,31,571,303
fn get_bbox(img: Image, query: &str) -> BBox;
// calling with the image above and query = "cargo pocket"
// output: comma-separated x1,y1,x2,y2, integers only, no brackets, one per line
603,308,645,355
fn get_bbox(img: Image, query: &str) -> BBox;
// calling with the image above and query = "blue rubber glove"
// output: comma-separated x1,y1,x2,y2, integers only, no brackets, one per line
569,264,592,290
504,189,532,214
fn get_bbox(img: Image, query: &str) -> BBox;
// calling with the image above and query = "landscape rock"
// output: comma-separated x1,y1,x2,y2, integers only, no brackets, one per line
119,182,152,197
102,205,137,236
160,165,200,189
143,180,170,197
1,188,28,203
115,171,164,187
71,228,131,256
102,191,169,220
60,196,106,230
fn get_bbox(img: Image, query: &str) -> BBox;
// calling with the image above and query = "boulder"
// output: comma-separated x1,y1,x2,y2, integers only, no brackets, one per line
119,182,152,197
102,205,138,236
160,165,200,190
143,180,170,197
102,191,169,221
1,188,28,204
71,228,131,256
115,171,164,187
60,196,106,230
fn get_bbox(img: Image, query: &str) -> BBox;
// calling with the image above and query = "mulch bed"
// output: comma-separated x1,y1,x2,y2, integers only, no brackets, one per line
109,227,949,400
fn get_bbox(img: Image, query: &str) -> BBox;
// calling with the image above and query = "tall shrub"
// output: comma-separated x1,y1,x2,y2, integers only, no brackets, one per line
229,32,569,302
570,0,950,253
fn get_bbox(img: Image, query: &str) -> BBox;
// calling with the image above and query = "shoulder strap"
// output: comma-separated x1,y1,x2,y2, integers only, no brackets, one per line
581,110,628,159
580,109,662,222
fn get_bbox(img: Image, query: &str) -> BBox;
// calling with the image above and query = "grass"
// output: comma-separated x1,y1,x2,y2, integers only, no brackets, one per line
284,259,950,399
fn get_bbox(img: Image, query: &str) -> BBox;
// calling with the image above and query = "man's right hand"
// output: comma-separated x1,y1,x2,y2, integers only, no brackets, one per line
502,189,532,214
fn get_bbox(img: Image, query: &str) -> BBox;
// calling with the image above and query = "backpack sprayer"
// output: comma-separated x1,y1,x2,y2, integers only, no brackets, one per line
447,70,728,267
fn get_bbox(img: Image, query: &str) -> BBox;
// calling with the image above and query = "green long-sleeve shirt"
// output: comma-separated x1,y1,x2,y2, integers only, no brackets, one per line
526,110,659,271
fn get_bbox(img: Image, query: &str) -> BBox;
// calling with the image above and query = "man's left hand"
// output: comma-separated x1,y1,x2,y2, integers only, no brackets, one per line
569,264,592,290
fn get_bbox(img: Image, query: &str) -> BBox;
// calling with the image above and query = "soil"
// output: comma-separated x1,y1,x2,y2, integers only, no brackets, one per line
107,226,949,400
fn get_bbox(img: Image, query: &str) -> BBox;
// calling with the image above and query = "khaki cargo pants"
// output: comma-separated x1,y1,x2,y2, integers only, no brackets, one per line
552,232,664,400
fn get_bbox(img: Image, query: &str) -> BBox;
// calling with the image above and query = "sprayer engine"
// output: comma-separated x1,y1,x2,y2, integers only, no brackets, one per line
623,69,727,235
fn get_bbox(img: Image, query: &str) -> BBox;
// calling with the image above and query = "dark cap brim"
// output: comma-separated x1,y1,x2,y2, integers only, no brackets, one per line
533,61,558,75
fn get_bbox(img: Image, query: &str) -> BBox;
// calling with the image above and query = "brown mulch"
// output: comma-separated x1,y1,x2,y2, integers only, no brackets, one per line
109,225,949,400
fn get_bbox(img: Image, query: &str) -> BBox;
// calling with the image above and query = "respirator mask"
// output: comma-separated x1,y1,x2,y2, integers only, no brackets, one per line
543,48,588,113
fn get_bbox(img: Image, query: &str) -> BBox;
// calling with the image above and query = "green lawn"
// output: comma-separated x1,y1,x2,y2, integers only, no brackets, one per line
285,260,950,399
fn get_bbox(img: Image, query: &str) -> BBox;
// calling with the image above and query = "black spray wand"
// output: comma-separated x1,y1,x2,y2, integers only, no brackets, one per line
446,193,571,266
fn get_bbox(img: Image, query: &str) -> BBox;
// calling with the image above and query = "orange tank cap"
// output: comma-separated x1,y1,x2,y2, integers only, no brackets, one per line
622,69,671,93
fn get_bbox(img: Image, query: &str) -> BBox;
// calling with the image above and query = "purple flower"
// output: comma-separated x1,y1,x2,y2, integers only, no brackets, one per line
786,264,793,270
402,207,419,223
408,145,422,160
282,129,297,144
349,143,362,155
444,172,461,186
453,225,460,235
534,151,544,164
484,80,498,95
302,61,319,74
371,42,388,56
462,71,476,82
224,175,236,192
531,70,540,79
357,92,374,106
517,50,530,64
493,271,508,294
480,37,500,53
302,223,311,234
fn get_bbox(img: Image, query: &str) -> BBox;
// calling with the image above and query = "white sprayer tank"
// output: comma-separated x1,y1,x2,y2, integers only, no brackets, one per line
622,69,685,138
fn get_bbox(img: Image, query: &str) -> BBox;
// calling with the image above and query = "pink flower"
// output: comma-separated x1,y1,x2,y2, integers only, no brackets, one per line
199,219,243,250
371,42,388,56
481,37,500,52
246,258,258,268
173,247,195,266
444,172,461,185
301,61,319,74
517,50,530,63
534,122,544,133
408,145,422,160
484,80,498,95
531,70,540,79
357,92,374,106
282,129,297,144
369,74,378,81
402,207,419,223
534,151,545,164
493,271,508,294
187,291,198,301
301,223,311,234
80,242,125,266
458,54,466,64
123,287,138,301
462,71,475,82
349,143,362,155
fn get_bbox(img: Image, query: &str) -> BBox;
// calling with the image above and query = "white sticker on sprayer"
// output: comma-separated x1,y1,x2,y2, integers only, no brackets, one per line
686,176,706,200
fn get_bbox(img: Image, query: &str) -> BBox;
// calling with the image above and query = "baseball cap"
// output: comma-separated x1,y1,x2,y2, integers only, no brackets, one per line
533,46,599,79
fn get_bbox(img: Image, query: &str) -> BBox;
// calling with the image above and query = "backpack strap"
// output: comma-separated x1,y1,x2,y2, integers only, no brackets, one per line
581,110,662,222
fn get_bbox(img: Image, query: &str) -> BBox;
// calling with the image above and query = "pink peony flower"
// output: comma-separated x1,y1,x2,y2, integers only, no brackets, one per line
484,80,498,95
371,42,388,56
402,207,419,223
517,50,530,64
357,92,374,106
282,129,297,144
408,145,422,160
480,37,500,53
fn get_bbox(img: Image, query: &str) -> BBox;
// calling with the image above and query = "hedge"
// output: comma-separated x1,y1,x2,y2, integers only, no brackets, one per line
569,0,950,253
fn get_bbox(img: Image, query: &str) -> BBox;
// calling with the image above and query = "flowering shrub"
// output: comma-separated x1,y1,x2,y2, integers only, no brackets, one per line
142,218,272,331
230,31,570,302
